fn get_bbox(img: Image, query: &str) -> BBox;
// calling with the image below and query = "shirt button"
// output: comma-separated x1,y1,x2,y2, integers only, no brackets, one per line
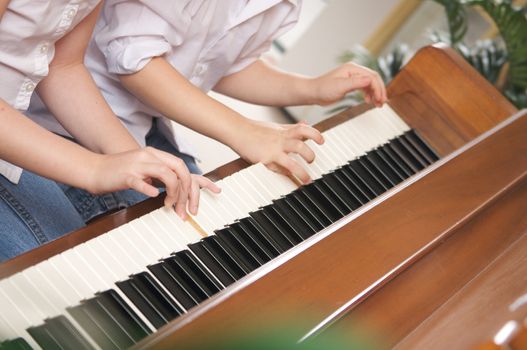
40,44,49,54
66,8,77,20
24,82,35,92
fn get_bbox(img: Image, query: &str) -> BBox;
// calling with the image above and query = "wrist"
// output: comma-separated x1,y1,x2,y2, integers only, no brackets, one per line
292,76,320,106
82,152,106,194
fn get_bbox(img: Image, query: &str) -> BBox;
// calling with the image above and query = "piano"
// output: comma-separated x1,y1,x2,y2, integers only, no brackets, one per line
0,44,526,350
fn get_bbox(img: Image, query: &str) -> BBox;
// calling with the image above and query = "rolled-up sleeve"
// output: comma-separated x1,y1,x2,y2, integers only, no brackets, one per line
95,0,193,75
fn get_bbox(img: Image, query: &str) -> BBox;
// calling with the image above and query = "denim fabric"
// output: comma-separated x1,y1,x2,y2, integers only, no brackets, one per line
0,171,85,262
60,118,201,223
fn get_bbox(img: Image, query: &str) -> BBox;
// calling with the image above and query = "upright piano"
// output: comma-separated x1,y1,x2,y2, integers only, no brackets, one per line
0,44,526,350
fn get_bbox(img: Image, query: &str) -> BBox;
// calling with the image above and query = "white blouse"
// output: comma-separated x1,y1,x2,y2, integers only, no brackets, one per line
0,0,101,184
29,0,301,158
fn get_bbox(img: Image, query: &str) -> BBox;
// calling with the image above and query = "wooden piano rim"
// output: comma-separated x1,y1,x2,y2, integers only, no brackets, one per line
132,109,527,349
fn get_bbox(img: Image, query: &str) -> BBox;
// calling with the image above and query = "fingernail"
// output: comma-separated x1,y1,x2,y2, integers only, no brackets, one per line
191,206,198,215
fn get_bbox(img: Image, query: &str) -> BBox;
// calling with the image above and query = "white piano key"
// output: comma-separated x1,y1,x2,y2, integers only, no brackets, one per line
249,163,297,196
0,310,19,342
152,207,202,244
222,175,261,213
231,172,270,207
0,281,42,349
1,278,46,327
194,193,227,232
11,270,102,350
200,187,238,225
60,244,157,333
131,219,174,257
383,105,410,132
305,139,335,174
331,126,360,159
9,273,58,317
83,238,130,281
242,169,277,203
139,212,186,252
120,221,164,262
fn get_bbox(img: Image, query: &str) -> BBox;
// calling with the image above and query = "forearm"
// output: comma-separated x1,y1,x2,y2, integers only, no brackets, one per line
118,57,254,151
213,60,318,107
38,62,139,154
0,98,101,191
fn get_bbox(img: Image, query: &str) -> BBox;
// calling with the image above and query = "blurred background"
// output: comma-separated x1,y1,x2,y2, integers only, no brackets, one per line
180,0,527,173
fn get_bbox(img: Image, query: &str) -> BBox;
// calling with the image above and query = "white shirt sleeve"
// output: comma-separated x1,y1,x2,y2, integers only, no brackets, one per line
95,0,195,75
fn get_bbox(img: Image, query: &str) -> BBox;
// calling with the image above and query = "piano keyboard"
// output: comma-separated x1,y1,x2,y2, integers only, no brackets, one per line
0,105,439,350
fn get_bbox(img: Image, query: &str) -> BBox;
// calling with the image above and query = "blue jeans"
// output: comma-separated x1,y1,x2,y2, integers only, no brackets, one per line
60,119,201,223
0,171,85,262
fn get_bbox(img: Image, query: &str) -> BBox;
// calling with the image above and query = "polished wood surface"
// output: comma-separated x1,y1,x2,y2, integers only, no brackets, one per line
136,110,527,349
0,45,524,350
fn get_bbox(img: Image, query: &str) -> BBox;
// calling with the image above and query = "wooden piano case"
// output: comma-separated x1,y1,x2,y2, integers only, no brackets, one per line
1,44,525,350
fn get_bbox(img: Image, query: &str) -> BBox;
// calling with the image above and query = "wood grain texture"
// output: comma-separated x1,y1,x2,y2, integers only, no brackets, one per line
394,227,527,350
388,44,517,147
136,112,527,350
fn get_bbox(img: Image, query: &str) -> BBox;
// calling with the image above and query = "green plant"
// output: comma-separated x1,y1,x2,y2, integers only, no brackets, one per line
336,0,527,109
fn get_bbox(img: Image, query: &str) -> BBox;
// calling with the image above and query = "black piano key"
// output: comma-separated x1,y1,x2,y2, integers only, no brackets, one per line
174,250,224,294
249,211,295,251
260,206,304,244
231,223,276,262
288,191,332,227
332,169,371,204
313,179,354,214
366,151,404,185
116,272,184,329
148,261,201,310
208,234,261,275
68,290,151,350
272,198,317,239
321,173,362,210
216,227,268,266
188,241,237,286
149,251,222,309
301,183,345,222
357,157,393,190
237,217,283,256
397,136,430,167
0,338,32,350
388,139,424,172
96,290,151,342
380,144,416,177
26,325,61,350
376,147,412,180
344,161,386,196
404,130,440,163
27,315,94,350
277,197,324,233
68,304,121,350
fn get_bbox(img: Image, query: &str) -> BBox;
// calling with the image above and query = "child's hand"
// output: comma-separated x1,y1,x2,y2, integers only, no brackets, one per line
234,120,324,184
311,62,387,107
88,147,220,218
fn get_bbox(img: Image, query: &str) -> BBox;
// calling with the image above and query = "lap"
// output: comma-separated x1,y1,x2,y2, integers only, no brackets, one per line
0,171,85,262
